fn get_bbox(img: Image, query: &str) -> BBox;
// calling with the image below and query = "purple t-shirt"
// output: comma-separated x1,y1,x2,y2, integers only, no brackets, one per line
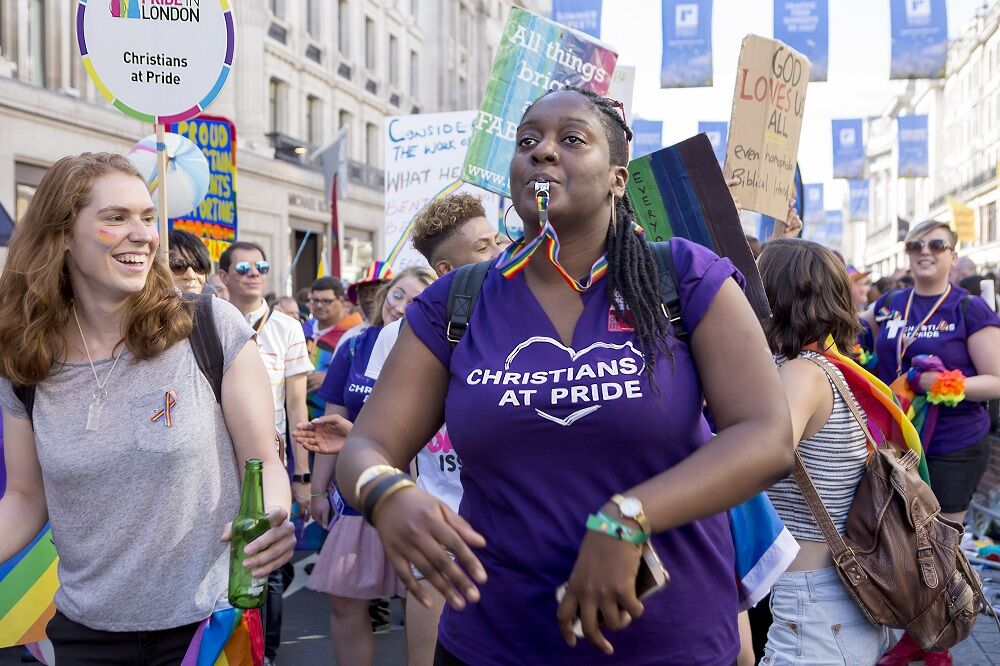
873,287,1000,454
406,238,742,665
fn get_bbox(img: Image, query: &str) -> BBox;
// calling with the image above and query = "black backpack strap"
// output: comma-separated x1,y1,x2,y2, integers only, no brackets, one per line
446,260,492,347
960,295,973,320
648,241,687,340
187,294,225,404
12,384,35,426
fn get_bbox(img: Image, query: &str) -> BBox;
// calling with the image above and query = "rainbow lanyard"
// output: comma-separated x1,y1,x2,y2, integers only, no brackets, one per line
498,183,639,292
895,284,951,375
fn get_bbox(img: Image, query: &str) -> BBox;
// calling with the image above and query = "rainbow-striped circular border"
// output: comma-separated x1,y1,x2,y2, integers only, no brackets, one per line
76,0,235,124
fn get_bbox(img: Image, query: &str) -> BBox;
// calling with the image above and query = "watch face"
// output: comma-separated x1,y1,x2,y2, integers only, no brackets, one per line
619,497,642,518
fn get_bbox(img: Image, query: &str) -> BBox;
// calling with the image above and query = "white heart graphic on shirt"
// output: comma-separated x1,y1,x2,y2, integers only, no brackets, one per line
503,336,646,427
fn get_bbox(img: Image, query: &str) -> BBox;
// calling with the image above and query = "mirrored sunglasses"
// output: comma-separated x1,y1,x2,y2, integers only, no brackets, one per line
233,260,270,275
904,239,951,255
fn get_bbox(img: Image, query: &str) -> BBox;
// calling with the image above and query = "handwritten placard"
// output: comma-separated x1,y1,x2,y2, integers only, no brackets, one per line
724,35,810,221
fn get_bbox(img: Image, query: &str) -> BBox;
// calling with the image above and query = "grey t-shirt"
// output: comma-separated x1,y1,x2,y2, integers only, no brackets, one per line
0,297,255,631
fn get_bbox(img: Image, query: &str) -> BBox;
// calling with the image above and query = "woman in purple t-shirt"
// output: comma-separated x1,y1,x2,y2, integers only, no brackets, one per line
863,219,1000,665
337,88,794,665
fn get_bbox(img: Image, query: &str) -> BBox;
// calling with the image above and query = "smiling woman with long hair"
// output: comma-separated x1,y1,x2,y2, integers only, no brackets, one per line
332,88,793,664
0,152,295,664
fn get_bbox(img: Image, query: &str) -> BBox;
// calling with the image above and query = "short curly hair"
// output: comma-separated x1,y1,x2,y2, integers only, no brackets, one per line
410,193,488,263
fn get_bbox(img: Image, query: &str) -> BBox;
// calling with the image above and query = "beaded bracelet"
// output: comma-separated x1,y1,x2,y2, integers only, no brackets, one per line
586,511,648,545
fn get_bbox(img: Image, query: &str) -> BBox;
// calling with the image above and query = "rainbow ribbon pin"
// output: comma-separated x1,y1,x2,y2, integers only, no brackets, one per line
151,390,177,428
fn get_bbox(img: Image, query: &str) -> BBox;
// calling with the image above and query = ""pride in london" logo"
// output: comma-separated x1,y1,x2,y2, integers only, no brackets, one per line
110,0,201,22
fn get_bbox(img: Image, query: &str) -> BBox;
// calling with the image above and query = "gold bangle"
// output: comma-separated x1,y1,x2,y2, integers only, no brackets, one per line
355,464,402,499
368,479,416,524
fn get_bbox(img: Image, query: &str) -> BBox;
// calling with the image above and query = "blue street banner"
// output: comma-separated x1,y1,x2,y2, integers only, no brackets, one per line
825,209,844,247
831,118,865,179
167,115,238,263
661,0,713,88
773,0,828,81
897,114,929,178
848,179,870,222
552,0,602,38
698,121,728,167
632,118,664,159
803,182,825,235
890,0,947,79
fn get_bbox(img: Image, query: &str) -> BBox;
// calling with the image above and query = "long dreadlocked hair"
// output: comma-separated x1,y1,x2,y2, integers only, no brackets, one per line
525,86,673,385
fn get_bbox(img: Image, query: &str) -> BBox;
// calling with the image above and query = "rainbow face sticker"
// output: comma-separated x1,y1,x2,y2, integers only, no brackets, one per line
94,228,120,249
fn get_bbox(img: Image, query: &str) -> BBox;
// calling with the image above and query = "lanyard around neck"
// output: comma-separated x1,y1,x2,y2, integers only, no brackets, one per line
895,284,951,375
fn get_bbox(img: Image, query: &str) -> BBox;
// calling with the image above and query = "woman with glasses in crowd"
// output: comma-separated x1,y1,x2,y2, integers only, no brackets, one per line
168,228,212,295
307,266,436,666
864,220,1000,665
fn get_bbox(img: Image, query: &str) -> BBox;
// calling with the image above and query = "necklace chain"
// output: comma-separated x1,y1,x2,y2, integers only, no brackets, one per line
73,307,124,392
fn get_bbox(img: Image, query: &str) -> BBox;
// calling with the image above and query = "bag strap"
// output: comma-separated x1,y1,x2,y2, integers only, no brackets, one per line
446,260,492,348
12,384,35,427
187,294,224,404
648,241,687,341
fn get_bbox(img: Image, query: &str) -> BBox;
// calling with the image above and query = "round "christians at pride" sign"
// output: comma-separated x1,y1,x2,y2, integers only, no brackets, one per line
77,0,236,124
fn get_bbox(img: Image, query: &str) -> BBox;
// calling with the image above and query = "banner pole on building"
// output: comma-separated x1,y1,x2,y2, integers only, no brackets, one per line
155,123,170,255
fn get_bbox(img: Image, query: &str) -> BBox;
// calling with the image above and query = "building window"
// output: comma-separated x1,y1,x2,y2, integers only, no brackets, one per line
306,96,322,146
268,0,284,19
389,35,399,87
409,50,419,96
15,162,47,222
364,17,376,71
268,78,285,134
339,110,352,158
342,227,375,283
410,0,419,19
982,202,998,243
306,0,319,39
338,0,350,57
27,0,46,87
365,122,379,167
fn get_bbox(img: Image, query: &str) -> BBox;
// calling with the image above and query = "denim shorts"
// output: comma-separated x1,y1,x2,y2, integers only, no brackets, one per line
762,567,890,665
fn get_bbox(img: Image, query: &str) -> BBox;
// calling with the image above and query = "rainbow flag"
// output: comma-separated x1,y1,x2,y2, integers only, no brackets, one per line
0,525,58,647
182,606,264,666
821,340,930,483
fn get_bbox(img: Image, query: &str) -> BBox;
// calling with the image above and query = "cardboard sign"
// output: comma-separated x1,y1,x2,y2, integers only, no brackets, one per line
461,7,617,197
385,110,500,270
724,35,810,221
78,0,236,124
948,197,976,244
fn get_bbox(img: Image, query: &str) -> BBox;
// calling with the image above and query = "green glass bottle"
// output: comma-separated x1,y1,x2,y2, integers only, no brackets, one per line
228,458,269,609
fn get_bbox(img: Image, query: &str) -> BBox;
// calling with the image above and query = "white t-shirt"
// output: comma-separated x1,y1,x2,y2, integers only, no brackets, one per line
365,319,463,512
246,300,314,433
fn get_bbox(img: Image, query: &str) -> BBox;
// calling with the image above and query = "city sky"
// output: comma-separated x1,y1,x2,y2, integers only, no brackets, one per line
601,0,992,211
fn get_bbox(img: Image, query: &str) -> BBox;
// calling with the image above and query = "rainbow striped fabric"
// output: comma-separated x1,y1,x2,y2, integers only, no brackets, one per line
0,525,58,647
0,525,263,665
821,340,930,483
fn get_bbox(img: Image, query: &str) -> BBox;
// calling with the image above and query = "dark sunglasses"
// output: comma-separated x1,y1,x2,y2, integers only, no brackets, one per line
233,260,270,275
169,259,208,276
904,239,951,254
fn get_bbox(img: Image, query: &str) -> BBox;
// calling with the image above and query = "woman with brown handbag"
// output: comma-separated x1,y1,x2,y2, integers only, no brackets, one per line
758,239,892,664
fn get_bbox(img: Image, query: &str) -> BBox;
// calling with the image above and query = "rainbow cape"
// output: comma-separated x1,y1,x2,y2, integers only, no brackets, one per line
0,525,263,666
821,339,929,483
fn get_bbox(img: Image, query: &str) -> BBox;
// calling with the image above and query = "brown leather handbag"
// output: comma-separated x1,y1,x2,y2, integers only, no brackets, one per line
792,356,991,650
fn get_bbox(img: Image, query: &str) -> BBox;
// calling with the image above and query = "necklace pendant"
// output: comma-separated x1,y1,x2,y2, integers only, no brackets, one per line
85,400,102,432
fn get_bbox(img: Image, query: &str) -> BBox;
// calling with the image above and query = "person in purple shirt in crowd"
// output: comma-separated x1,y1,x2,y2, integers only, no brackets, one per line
335,87,793,665
862,219,1000,666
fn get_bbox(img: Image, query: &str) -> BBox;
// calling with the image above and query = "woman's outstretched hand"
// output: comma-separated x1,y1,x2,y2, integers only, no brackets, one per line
294,414,353,455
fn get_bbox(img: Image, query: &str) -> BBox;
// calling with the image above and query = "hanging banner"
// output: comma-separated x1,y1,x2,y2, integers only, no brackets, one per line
78,0,236,124
387,110,501,270
552,0,602,39
633,119,664,159
608,65,636,122
625,133,770,318
724,34,811,221
660,0,713,88
461,7,617,197
803,183,825,233
897,114,929,178
848,179,869,222
167,116,238,262
825,209,844,247
831,118,865,179
948,197,976,243
773,0,828,82
890,0,947,80
698,121,728,167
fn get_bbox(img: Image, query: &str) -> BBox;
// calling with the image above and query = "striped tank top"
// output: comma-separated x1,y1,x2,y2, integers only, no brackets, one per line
767,351,870,542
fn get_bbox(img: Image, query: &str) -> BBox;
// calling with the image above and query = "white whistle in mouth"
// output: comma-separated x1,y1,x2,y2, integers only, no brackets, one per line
534,181,550,195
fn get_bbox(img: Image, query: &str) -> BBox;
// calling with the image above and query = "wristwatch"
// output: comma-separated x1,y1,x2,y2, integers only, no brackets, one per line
611,494,650,534
292,473,311,483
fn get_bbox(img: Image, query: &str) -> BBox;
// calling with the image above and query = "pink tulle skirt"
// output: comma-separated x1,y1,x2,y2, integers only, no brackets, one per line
306,515,407,599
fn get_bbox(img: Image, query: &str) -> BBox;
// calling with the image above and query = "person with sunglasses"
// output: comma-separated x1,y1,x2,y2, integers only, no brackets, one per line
863,220,1000,666
305,276,363,422
218,241,314,666
168,229,212,294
